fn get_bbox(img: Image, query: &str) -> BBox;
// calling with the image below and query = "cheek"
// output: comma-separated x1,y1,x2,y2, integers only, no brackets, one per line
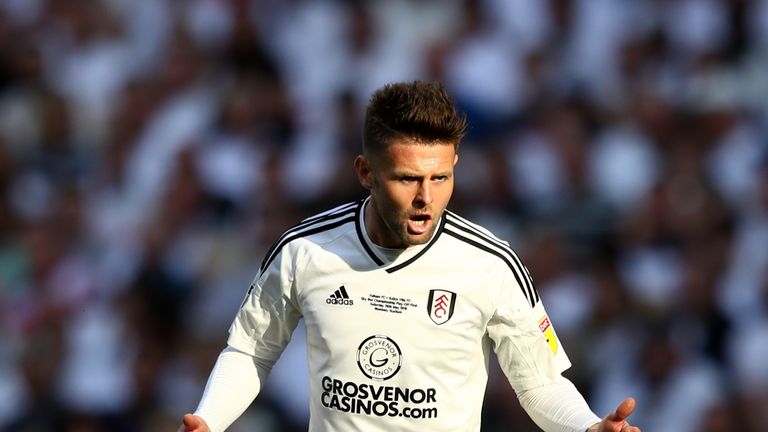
376,181,407,202
434,181,454,202
389,191,424,218
384,187,412,209
443,180,456,200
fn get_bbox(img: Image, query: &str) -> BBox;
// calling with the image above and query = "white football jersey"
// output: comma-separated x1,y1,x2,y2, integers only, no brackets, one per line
228,197,571,431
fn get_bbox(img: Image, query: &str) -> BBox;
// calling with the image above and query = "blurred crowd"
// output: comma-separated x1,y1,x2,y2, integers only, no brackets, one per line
0,0,767,431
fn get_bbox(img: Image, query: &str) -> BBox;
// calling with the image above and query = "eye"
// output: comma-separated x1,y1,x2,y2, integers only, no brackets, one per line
400,176,418,183
433,175,448,182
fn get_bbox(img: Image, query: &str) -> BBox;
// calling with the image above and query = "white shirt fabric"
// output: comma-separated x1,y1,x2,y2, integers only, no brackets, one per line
199,197,599,431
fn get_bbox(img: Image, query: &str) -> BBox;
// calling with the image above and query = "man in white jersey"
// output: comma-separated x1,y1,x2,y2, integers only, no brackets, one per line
179,81,640,432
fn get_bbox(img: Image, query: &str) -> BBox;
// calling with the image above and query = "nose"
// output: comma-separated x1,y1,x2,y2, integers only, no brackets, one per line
414,180,433,207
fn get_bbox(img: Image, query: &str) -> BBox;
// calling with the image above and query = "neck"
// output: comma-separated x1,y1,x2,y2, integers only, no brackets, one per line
364,198,384,247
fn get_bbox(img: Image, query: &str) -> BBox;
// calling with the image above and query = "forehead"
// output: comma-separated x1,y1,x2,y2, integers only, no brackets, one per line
377,138,456,172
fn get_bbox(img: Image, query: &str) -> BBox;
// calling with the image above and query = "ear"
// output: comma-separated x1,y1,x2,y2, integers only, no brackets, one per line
454,153,459,166
354,155,373,190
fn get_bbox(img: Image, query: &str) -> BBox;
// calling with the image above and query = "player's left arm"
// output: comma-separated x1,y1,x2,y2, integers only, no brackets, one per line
515,374,601,431
586,397,641,432
516,377,641,432
488,267,639,431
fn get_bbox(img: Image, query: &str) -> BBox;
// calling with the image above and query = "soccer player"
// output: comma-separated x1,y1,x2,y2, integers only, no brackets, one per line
179,81,640,432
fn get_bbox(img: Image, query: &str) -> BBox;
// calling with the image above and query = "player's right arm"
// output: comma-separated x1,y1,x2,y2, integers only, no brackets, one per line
180,246,302,432
178,346,274,432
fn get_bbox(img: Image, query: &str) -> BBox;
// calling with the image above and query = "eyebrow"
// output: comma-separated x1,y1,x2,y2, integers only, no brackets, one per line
393,170,453,178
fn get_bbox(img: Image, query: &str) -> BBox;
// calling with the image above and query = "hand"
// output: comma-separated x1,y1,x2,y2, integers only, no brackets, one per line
177,413,210,432
588,397,640,432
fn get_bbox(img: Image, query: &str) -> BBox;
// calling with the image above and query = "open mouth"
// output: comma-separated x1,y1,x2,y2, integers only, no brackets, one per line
407,214,432,235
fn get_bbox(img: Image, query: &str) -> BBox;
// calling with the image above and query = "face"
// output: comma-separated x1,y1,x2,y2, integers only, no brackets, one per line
355,138,458,248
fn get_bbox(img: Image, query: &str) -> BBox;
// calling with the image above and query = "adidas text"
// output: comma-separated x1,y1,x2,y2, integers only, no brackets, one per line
326,298,354,305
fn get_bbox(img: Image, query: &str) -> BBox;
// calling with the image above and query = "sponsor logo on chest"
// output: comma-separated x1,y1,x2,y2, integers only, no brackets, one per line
356,335,402,380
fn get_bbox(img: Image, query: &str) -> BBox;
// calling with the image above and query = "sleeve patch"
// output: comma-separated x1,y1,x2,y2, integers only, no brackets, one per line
538,316,558,355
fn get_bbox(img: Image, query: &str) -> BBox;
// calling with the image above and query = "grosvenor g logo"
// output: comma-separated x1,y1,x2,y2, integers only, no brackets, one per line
357,335,402,381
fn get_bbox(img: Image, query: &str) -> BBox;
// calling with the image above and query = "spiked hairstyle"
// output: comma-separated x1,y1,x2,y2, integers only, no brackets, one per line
362,81,467,156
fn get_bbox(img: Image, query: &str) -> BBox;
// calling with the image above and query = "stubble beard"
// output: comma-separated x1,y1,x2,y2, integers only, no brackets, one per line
380,205,439,248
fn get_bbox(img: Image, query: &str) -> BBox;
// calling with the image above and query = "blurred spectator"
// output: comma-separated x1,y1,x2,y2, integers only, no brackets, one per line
0,1,767,431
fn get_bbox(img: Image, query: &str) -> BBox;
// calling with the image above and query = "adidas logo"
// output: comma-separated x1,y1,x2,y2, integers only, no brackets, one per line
327,285,354,306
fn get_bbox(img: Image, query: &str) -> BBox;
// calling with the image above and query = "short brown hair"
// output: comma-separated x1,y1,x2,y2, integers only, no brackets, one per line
362,81,467,155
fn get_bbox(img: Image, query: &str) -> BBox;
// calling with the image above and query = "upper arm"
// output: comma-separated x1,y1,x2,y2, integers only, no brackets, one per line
487,268,571,391
227,248,302,361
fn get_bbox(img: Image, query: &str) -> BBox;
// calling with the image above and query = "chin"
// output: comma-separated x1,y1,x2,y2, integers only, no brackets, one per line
403,239,428,247
402,232,432,247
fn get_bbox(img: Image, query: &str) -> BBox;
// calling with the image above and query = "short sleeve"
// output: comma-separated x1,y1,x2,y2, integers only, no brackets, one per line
227,249,302,362
487,268,571,392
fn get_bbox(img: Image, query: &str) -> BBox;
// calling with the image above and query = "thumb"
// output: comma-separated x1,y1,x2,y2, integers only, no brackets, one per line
182,413,203,431
608,397,636,422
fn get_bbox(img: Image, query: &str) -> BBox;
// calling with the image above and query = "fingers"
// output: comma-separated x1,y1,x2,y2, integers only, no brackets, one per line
610,397,636,422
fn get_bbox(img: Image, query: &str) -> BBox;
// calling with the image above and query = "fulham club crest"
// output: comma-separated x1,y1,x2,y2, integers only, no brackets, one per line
427,289,457,325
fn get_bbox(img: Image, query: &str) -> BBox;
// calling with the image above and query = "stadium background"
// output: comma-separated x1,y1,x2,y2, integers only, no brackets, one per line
0,0,766,431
